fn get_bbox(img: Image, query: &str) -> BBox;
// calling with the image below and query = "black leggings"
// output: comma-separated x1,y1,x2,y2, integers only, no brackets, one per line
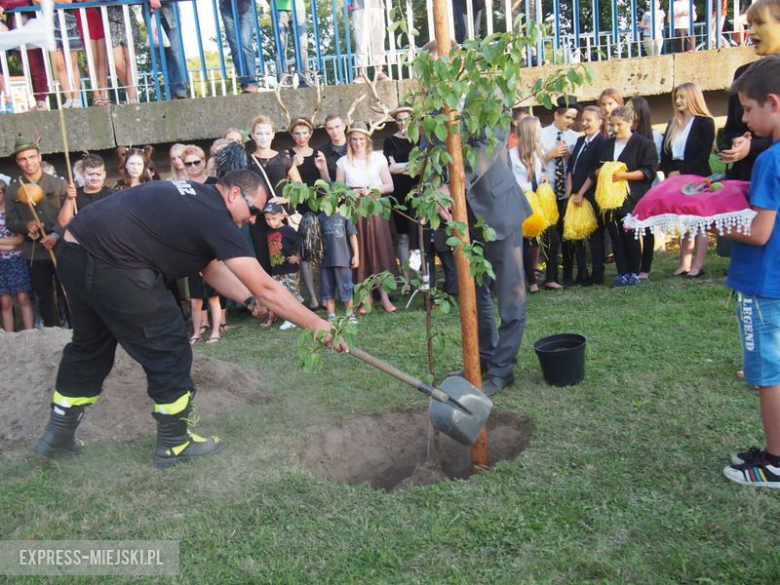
605,211,641,276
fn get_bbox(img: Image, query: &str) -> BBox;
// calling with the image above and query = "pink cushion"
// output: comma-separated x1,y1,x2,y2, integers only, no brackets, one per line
624,175,756,235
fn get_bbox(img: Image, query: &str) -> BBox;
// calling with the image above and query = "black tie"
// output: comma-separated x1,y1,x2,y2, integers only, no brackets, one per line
573,139,589,174
555,131,565,199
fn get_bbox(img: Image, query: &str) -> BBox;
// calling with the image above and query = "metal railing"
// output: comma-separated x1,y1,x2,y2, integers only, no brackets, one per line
0,0,749,112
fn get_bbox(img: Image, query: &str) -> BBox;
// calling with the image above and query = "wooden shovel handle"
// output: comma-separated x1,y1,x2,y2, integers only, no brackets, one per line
348,347,450,402
21,192,57,267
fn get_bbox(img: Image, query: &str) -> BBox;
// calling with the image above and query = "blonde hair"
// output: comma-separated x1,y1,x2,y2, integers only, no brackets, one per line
663,82,714,153
582,105,608,137
181,145,206,161
251,115,274,134
609,106,634,124
747,0,780,25
346,122,373,163
515,116,544,179
169,143,186,180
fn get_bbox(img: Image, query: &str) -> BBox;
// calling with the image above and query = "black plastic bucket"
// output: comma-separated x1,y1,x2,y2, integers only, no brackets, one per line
533,334,586,387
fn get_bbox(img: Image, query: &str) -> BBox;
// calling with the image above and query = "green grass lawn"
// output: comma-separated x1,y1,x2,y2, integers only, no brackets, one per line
3,248,779,584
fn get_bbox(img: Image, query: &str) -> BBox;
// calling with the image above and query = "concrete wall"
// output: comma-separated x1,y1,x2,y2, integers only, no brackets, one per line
0,47,756,160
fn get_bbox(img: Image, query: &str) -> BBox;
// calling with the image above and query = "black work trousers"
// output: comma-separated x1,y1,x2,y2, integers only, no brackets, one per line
55,242,193,405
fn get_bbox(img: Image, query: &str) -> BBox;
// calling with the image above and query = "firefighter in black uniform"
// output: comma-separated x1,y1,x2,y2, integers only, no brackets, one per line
34,169,345,468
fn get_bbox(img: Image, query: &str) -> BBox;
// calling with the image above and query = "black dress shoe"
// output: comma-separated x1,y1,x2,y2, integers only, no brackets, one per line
576,271,590,285
482,375,514,397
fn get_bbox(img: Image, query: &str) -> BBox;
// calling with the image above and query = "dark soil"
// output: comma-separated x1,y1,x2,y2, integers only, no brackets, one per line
298,409,532,491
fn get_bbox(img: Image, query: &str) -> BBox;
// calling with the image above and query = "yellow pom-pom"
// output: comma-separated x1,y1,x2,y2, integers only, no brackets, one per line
563,198,598,241
595,161,630,212
522,190,549,238
536,182,559,225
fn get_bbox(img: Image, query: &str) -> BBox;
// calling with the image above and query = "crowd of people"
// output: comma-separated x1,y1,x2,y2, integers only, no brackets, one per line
0,0,396,109
0,73,758,336
6,0,780,480
0,0,757,111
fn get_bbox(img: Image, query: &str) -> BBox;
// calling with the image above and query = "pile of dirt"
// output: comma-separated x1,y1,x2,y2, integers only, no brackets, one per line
0,328,271,448
299,409,532,491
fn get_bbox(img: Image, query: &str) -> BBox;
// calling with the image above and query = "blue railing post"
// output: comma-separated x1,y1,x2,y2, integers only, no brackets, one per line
209,0,229,86
311,0,325,77
251,0,266,79
573,0,581,60
141,2,164,101
271,0,283,79
341,0,354,82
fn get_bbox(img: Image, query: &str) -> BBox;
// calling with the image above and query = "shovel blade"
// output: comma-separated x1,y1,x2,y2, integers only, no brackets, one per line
428,376,493,446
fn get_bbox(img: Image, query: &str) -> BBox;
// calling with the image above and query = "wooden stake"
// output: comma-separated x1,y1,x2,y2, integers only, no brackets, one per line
19,183,57,267
50,74,77,215
430,0,489,470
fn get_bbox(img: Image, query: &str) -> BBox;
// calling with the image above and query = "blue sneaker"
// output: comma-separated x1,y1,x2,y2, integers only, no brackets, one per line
612,274,629,287
627,273,642,286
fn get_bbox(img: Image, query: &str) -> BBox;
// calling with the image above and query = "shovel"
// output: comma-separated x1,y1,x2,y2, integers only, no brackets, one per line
348,348,493,446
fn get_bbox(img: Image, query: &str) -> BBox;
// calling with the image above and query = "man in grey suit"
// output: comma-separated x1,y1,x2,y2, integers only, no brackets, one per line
465,127,533,395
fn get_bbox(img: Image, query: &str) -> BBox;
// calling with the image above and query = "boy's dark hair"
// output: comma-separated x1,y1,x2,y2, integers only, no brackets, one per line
81,154,105,171
731,55,780,104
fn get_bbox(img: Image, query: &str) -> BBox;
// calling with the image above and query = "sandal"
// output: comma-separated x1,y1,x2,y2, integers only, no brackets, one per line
206,335,220,344
260,317,276,329
189,335,202,345
219,323,231,332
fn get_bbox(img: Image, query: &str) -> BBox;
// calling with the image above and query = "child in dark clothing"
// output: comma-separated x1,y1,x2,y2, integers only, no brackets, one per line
318,211,359,324
263,203,302,330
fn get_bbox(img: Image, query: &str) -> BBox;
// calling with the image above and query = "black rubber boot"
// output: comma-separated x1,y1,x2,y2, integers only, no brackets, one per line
153,405,222,469
33,404,85,459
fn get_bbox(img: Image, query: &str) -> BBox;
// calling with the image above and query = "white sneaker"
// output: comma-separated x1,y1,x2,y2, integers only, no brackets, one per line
346,312,358,325
279,320,297,331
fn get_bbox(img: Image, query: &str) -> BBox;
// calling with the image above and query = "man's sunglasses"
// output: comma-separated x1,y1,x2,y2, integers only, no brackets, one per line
238,188,261,216
183,159,203,167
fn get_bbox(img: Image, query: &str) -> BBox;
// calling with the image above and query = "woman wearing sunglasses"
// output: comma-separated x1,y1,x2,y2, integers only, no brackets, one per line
181,145,217,185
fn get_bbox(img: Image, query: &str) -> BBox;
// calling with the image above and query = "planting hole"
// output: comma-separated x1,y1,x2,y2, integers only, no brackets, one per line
299,410,531,492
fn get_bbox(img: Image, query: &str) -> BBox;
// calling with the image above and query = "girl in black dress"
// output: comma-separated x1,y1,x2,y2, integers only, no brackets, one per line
383,106,418,291
288,117,331,310
247,115,304,276
660,83,716,277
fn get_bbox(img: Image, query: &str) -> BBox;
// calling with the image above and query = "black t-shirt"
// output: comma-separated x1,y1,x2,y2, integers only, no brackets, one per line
76,186,114,210
318,141,347,183
267,224,298,276
69,180,253,281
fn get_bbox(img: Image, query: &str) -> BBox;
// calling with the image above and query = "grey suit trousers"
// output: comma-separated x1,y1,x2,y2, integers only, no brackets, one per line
476,226,527,380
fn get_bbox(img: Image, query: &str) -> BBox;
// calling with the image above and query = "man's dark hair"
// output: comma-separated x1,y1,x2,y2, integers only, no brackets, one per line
81,154,105,170
217,169,266,200
324,113,344,124
731,55,780,104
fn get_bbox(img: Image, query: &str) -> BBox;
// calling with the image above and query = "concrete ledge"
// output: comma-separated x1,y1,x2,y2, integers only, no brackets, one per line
0,47,757,157
1,106,114,156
